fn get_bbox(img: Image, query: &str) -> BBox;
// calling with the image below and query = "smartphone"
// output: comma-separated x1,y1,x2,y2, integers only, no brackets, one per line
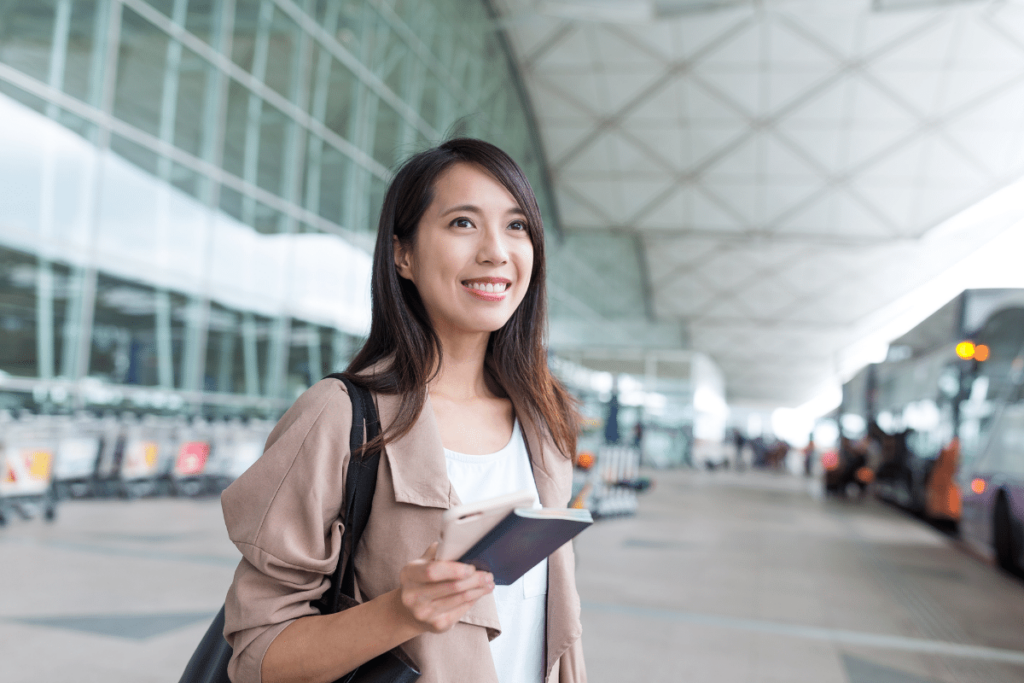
435,489,535,562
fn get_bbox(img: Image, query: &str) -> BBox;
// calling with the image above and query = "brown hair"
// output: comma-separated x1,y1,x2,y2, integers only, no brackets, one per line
343,138,578,459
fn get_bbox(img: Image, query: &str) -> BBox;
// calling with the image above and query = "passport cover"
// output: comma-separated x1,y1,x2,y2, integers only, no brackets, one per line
458,508,593,585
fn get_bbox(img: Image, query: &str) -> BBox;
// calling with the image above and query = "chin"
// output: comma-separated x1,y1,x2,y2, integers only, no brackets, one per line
459,314,515,335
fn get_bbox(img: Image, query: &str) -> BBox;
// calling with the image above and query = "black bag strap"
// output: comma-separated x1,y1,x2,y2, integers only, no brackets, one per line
318,373,381,613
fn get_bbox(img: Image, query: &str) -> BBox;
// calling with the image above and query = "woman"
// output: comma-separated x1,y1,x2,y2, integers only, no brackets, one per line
221,138,586,683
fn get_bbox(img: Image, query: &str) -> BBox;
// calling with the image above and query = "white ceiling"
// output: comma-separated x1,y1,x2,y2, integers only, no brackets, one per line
495,0,1024,405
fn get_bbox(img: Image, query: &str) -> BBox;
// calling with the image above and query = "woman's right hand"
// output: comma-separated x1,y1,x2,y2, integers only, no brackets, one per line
397,542,495,634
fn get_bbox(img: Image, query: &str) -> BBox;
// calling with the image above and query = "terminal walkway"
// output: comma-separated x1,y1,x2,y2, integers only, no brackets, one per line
2,470,1023,682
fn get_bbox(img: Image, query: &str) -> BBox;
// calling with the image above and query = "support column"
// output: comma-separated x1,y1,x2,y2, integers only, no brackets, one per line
242,312,260,397
217,312,237,394
71,0,122,393
265,316,290,400
37,0,72,382
154,290,174,388
306,324,322,385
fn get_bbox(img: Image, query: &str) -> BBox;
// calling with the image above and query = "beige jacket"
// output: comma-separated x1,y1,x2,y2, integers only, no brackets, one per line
221,378,586,683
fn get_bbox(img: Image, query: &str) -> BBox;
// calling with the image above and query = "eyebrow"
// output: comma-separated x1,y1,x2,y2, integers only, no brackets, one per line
441,203,526,217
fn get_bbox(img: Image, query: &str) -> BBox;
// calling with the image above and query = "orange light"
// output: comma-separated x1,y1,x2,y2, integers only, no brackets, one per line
970,478,986,495
821,451,839,471
855,467,875,484
955,341,975,360
974,344,990,362
577,451,595,470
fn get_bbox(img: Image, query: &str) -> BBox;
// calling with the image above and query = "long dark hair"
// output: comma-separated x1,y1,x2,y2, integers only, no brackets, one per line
344,138,578,459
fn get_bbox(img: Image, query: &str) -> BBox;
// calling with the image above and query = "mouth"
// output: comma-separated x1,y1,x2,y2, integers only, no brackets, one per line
461,279,512,294
461,278,512,300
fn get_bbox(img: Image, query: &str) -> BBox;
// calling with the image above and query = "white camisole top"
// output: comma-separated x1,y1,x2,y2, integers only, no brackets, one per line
442,420,547,683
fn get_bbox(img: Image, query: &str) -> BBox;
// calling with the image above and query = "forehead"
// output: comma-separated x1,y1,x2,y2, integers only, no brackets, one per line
431,162,521,211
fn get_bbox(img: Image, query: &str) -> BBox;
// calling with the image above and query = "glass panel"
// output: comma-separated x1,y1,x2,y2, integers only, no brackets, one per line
0,0,55,83
0,247,39,377
185,0,222,47
205,302,241,393
323,58,357,140
110,134,160,176
173,46,215,158
230,0,261,73
96,136,162,271
147,0,177,19
219,184,244,223
315,146,346,225
64,0,101,103
168,161,206,201
221,79,249,178
0,78,47,115
89,274,186,387
56,107,95,140
418,73,441,131
257,101,287,194
286,322,314,398
372,101,403,168
113,8,169,137
380,39,408,97
253,201,283,235
367,176,387,236
263,6,303,103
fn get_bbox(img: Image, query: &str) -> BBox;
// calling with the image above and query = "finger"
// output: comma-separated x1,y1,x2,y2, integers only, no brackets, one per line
420,541,439,561
416,560,479,584
413,571,492,601
402,558,468,585
428,585,494,615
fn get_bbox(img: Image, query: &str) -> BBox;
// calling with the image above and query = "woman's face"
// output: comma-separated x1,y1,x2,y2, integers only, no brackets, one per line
394,162,534,339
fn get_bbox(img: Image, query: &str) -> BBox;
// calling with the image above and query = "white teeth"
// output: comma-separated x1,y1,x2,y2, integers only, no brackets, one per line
465,282,508,293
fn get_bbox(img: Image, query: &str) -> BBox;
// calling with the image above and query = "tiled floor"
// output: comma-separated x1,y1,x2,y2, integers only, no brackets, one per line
2,469,1023,682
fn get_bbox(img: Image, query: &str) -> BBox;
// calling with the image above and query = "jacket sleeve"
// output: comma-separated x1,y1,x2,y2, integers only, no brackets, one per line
221,379,353,683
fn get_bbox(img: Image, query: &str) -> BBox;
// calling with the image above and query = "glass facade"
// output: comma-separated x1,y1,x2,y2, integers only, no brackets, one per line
0,0,555,416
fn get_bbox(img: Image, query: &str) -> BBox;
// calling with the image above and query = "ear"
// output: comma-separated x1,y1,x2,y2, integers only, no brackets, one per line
393,235,414,281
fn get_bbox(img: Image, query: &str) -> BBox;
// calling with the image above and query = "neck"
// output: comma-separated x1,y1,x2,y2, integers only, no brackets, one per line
429,326,494,402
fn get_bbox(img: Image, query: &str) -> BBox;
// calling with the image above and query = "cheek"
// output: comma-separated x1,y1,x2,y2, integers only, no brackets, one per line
518,247,535,285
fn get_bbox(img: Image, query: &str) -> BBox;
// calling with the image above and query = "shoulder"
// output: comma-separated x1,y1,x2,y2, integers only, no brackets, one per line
269,378,351,442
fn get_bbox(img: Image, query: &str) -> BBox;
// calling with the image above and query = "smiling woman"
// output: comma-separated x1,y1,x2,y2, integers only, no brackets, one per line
219,139,585,683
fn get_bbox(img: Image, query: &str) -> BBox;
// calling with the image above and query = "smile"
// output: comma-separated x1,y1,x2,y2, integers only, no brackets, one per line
463,281,511,293
462,279,511,300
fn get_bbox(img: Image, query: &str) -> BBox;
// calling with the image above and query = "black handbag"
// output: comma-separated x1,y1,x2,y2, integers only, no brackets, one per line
178,377,420,683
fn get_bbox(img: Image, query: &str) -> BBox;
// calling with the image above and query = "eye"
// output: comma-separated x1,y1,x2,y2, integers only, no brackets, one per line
508,220,528,232
450,217,473,228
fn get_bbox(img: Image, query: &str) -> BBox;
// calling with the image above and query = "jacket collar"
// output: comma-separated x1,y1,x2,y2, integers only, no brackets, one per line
375,390,457,509
372,388,566,510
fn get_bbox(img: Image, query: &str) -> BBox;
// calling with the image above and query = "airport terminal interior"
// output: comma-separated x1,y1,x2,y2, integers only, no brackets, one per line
3,1,1024,682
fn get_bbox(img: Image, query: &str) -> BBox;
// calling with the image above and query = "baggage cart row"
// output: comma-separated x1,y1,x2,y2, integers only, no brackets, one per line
0,411,273,526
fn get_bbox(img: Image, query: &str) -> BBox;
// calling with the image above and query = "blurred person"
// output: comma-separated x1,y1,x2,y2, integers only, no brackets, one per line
732,428,746,471
803,436,815,477
220,139,585,683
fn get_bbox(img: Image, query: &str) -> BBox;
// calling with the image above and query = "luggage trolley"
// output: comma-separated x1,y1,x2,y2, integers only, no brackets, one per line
590,444,642,518
53,413,104,500
0,413,58,525
119,414,175,499
91,413,128,498
169,417,214,497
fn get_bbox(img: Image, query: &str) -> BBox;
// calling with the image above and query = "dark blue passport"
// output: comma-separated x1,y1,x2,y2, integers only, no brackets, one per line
458,508,593,585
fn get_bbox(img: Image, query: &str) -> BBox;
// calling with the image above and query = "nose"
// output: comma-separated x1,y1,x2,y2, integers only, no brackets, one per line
478,224,509,265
